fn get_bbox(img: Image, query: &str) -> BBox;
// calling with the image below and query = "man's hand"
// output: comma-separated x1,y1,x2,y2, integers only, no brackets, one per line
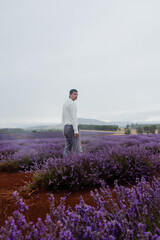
74,133,79,138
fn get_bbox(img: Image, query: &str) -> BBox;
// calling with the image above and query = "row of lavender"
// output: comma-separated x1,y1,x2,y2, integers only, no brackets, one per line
0,137,65,171
0,130,112,141
0,131,64,141
1,177,160,239
0,134,160,190
31,134,160,191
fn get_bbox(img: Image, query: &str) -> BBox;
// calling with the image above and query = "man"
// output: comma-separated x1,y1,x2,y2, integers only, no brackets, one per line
62,89,82,156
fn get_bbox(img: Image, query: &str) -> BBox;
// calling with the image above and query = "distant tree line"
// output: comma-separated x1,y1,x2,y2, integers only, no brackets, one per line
125,124,160,135
0,128,24,134
131,123,160,130
78,124,119,131
136,125,158,134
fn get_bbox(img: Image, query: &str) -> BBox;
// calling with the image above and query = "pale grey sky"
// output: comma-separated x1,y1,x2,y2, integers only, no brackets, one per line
0,0,160,127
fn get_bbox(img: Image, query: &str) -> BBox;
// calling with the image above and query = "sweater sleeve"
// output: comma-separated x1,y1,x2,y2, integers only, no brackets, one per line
62,104,65,128
70,102,78,133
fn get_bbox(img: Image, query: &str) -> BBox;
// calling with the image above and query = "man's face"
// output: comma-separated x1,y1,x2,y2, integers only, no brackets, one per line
70,91,78,101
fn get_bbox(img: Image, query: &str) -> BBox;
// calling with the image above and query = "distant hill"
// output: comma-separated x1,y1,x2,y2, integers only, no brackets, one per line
78,118,132,128
78,118,109,125
23,118,113,131
21,118,137,130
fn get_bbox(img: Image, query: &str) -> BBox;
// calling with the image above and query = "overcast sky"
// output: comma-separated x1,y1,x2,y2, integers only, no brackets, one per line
0,0,160,127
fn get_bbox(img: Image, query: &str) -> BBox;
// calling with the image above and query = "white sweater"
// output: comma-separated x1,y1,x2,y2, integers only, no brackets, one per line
62,98,78,133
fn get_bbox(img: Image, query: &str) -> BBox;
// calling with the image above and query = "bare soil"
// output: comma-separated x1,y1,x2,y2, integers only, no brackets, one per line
0,172,97,227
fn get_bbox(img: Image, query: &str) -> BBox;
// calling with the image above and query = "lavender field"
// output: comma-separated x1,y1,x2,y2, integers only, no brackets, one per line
1,133,160,239
0,133,160,188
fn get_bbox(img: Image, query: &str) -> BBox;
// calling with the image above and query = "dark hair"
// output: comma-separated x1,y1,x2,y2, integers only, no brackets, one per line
69,89,78,95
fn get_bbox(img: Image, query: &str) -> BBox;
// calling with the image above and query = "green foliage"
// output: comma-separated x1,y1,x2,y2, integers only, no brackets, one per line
149,125,157,134
78,124,118,131
136,127,143,134
132,124,157,134
0,128,24,134
0,160,19,172
143,126,150,134
124,125,131,135
131,123,158,130
0,158,34,173
143,125,156,134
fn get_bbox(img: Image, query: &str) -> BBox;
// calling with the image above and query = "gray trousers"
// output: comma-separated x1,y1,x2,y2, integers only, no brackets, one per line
64,125,82,156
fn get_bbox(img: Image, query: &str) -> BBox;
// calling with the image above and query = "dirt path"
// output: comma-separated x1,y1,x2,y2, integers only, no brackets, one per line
0,172,96,226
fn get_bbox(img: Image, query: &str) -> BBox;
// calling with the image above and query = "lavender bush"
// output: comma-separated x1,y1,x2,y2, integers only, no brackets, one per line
0,138,64,171
30,143,160,191
1,177,160,239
